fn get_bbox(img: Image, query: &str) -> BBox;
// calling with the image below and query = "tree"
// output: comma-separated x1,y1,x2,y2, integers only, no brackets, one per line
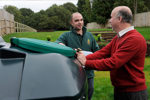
4,5,22,22
62,2,78,13
92,0,114,25
114,0,149,14
47,16,62,30
20,8,34,17
77,0,92,25
136,0,149,13
144,0,150,11
46,4,71,30
19,8,34,25
27,13,40,29
38,15,49,30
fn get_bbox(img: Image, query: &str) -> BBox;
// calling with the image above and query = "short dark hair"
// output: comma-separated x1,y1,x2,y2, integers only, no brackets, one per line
116,10,133,24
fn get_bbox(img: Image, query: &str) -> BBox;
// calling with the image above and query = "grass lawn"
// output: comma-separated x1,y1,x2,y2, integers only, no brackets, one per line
92,71,113,100
2,31,67,43
3,27,150,42
135,27,150,41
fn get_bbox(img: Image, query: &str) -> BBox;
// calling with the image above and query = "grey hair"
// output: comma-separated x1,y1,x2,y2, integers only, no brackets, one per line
116,9,133,24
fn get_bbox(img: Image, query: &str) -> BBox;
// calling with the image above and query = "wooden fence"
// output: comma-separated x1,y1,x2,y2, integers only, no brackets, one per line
133,12,150,27
15,22,37,33
0,9,36,36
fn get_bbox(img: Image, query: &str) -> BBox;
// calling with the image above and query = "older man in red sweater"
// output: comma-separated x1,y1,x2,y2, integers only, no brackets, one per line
77,6,148,100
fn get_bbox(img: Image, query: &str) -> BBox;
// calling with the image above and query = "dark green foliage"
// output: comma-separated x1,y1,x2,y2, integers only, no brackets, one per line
114,0,149,14
3,3,76,31
19,8,34,26
92,0,114,25
77,0,92,25
46,4,71,30
20,8,34,17
62,2,78,13
144,0,150,11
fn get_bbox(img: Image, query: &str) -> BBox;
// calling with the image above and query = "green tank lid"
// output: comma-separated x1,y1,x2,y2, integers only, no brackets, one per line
11,37,76,57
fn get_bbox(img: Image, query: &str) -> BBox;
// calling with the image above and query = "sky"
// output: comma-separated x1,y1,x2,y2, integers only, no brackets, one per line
0,0,78,12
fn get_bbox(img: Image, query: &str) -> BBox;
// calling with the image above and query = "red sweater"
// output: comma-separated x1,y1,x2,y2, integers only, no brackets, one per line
85,30,147,92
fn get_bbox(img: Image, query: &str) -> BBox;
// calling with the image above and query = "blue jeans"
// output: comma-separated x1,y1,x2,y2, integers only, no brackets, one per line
88,78,94,100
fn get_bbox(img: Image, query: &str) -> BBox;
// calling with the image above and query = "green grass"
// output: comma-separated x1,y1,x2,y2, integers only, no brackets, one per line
3,27,150,42
144,57,150,98
135,27,150,41
3,31,67,42
92,71,113,100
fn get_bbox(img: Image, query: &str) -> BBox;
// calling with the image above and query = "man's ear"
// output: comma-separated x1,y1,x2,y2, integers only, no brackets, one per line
118,16,123,22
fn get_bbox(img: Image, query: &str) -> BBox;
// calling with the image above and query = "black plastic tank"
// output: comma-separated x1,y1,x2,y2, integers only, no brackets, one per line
0,37,88,100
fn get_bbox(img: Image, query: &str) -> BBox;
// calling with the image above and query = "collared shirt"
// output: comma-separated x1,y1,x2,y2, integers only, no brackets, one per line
118,26,134,37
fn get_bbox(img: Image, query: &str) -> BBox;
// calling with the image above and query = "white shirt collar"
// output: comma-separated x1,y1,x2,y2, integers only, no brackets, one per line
118,26,134,37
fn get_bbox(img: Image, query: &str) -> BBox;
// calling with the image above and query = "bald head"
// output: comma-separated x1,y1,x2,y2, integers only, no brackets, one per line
112,6,133,24
69,12,84,31
70,12,83,22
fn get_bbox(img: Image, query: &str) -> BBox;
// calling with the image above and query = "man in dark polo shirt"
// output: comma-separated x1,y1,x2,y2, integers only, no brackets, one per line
55,12,99,100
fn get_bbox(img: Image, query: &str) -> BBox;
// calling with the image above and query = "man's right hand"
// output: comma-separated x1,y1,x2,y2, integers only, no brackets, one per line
76,51,86,66
59,43,65,46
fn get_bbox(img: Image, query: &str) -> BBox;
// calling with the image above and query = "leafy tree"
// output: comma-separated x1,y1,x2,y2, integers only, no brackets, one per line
20,8,34,17
114,0,149,14
38,10,46,15
136,0,149,13
62,2,78,13
46,4,71,30
48,16,62,30
4,5,22,22
144,0,150,11
92,0,114,25
19,8,34,25
36,10,50,30
4,1,150,31
27,13,40,29
77,0,92,25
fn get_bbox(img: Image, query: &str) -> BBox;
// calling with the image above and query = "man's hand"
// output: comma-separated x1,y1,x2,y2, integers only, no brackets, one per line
59,43,65,46
76,51,86,66
73,59,82,67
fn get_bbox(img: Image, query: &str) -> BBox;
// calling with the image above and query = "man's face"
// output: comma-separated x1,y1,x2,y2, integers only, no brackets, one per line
70,13,84,31
109,9,120,32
